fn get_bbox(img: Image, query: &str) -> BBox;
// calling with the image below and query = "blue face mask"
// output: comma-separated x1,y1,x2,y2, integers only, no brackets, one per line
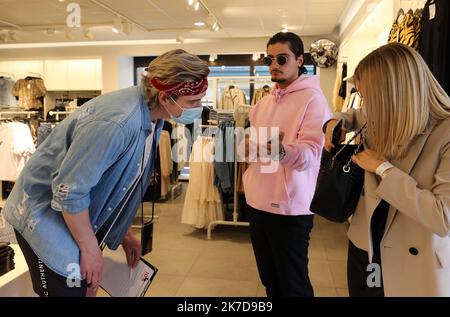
167,96,203,125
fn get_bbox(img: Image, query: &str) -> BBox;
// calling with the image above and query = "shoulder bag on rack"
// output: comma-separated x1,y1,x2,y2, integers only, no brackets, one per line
310,124,366,223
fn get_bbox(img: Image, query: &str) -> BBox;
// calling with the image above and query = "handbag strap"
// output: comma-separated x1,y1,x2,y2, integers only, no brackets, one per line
140,130,158,228
332,123,367,171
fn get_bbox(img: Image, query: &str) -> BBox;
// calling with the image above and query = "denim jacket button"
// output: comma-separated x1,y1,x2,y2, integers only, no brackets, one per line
108,207,112,211
123,187,127,191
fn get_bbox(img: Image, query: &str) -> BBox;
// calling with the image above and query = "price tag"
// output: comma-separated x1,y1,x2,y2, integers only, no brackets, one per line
429,3,436,20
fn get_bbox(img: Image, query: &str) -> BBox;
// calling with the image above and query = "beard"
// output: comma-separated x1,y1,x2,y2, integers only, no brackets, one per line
271,77,286,83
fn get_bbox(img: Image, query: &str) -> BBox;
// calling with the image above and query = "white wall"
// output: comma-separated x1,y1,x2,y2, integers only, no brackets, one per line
117,56,134,89
338,0,427,78
0,36,337,105
339,0,396,77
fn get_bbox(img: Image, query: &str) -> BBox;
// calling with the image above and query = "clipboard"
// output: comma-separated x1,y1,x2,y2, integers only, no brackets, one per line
100,247,158,297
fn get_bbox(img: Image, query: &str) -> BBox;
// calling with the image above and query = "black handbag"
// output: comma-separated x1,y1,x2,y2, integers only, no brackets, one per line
310,124,366,223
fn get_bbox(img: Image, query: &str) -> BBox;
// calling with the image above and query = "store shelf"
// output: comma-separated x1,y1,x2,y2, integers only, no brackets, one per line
0,244,35,297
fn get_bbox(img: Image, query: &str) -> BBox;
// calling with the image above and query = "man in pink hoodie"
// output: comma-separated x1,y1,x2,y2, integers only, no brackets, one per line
240,32,332,297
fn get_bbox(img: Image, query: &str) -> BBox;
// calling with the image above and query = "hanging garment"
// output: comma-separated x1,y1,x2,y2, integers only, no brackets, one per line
0,77,17,107
181,136,224,229
338,63,348,99
420,0,450,95
251,85,272,105
162,120,178,179
220,86,247,110
0,122,36,181
172,123,188,172
341,89,362,113
158,130,173,198
332,63,345,112
12,78,47,110
388,9,422,50
214,120,235,195
37,122,55,147
236,162,249,194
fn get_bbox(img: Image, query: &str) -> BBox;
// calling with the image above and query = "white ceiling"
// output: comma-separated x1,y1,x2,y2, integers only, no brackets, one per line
0,0,351,44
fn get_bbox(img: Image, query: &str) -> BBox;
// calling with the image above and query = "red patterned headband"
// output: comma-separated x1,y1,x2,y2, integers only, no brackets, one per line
150,77,208,96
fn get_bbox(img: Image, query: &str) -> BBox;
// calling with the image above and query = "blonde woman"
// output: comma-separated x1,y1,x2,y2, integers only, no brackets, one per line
3,49,209,297
324,43,450,296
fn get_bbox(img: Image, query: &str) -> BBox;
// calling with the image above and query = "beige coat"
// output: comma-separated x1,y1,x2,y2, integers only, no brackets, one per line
336,109,450,296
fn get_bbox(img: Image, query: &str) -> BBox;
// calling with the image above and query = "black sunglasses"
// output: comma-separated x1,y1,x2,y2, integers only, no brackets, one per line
262,55,289,66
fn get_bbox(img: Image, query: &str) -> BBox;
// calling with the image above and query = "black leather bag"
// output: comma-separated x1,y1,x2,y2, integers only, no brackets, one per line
310,125,366,223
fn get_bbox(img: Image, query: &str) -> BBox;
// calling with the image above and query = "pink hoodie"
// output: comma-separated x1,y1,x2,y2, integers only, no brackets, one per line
241,75,332,216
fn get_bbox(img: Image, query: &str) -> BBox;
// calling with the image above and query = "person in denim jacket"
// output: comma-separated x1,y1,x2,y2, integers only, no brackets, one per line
3,49,209,297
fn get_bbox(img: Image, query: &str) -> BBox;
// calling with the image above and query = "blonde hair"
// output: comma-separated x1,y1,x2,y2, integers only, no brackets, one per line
354,43,450,160
141,49,209,109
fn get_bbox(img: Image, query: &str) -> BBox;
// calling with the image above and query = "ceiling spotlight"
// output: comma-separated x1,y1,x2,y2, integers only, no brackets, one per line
64,28,74,40
206,14,220,32
252,53,259,61
194,21,205,27
206,15,215,27
209,54,217,62
188,0,194,5
84,28,94,40
281,26,289,33
176,34,185,44
194,1,200,11
112,16,122,33
122,20,133,35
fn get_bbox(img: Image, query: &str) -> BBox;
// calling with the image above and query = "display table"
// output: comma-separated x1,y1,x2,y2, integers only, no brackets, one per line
0,244,35,297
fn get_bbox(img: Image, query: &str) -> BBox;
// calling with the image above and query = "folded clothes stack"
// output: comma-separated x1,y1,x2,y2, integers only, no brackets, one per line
0,242,15,277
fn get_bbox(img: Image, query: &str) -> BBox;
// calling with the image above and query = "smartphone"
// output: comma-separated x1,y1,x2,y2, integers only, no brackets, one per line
331,119,343,146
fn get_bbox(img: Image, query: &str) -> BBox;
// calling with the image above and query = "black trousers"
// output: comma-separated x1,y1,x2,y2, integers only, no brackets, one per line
14,230,87,297
248,206,314,297
347,240,384,297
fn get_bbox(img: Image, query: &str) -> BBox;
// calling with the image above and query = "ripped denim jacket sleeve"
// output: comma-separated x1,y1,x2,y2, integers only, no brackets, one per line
51,120,126,213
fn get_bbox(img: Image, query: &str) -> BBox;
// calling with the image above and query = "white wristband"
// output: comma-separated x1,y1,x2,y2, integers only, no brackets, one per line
376,161,394,178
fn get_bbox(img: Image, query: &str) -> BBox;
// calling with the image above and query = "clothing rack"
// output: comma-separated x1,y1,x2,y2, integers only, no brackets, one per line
0,72,15,79
48,110,73,121
208,76,271,109
0,111,39,119
0,113,37,208
206,121,249,240
27,72,42,78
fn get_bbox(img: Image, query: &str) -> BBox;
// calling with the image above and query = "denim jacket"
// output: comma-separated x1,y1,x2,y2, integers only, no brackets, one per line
3,86,163,278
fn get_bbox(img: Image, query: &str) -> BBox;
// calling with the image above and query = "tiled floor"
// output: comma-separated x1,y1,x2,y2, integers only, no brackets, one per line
100,184,350,297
